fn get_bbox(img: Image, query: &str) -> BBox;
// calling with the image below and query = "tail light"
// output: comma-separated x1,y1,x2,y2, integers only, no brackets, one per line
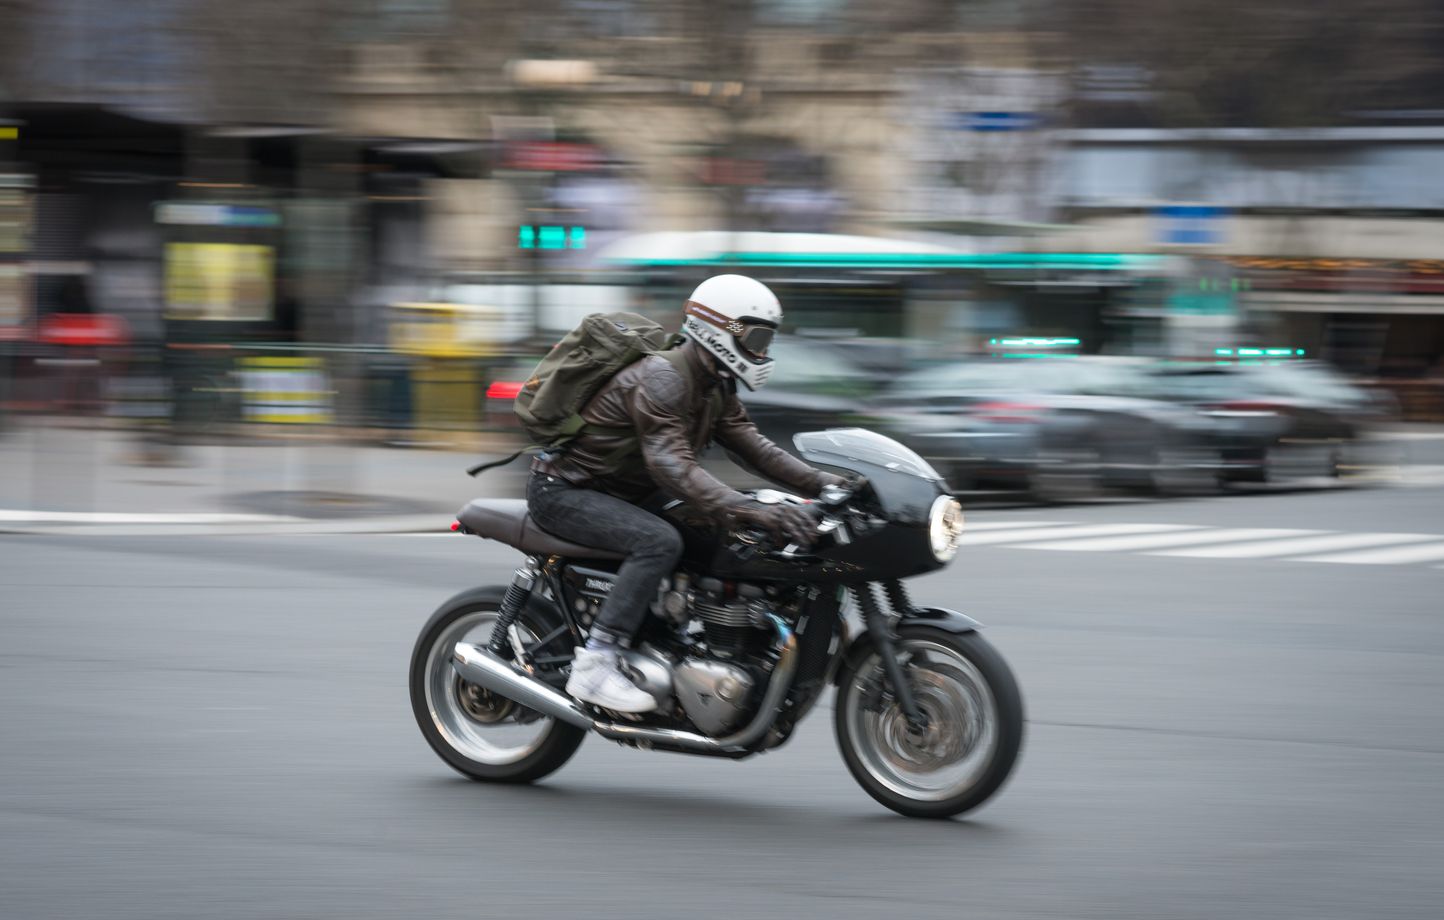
971,401,1045,423
486,381,524,400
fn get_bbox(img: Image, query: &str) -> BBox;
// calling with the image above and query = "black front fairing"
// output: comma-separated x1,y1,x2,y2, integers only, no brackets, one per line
663,429,953,585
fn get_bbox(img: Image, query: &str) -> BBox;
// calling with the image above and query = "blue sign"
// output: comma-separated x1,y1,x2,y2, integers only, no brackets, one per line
156,202,281,228
952,112,1042,132
1157,205,1227,245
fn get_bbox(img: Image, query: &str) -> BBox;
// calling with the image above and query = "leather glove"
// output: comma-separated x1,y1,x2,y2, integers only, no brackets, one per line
817,471,867,496
731,501,817,548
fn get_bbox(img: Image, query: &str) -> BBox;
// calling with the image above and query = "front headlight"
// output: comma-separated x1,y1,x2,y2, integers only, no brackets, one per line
928,494,966,562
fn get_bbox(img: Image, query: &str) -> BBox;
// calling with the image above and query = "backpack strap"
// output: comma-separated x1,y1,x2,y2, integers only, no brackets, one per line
467,448,530,477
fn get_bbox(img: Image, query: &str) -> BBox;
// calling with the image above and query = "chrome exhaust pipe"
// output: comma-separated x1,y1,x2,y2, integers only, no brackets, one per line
451,643,594,730
450,614,798,754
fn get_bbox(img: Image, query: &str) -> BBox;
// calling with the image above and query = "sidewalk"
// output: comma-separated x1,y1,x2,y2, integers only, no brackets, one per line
4,420,1442,536
0,422,530,535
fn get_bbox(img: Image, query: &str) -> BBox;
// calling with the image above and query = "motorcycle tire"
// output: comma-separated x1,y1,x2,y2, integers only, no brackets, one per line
834,626,1024,819
409,587,585,784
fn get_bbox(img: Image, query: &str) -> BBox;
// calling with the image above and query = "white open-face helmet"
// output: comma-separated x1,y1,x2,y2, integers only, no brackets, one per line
681,274,782,390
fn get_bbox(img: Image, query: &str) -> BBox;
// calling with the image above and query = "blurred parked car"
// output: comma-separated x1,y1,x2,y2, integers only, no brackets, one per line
799,336,949,388
1142,361,1394,484
864,357,1223,501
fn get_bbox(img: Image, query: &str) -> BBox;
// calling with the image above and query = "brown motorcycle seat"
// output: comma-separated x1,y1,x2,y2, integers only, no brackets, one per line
456,499,627,561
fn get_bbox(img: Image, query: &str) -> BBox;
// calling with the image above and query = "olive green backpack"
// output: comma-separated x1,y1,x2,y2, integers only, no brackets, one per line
468,312,714,476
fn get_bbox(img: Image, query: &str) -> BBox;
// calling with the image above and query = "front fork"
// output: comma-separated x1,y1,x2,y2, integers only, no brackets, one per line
851,581,928,731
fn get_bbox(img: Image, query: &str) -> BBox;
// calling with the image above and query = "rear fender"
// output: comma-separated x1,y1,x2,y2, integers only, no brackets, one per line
832,605,983,686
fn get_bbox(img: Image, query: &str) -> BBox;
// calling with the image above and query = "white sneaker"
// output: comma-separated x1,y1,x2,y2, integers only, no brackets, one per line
566,647,657,714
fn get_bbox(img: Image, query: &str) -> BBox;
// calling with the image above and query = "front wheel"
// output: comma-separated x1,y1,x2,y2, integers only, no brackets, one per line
834,627,1024,819
409,588,585,784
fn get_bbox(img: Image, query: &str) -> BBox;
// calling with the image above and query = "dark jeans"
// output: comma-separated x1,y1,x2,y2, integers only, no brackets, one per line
527,472,684,646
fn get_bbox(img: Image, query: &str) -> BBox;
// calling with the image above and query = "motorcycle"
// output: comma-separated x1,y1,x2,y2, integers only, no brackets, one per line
409,428,1024,818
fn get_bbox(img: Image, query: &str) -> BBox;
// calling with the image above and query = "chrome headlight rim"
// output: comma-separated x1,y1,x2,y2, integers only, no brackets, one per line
928,494,966,563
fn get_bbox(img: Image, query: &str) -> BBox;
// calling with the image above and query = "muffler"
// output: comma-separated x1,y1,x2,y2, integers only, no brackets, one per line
450,614,797,755
451,643,594,730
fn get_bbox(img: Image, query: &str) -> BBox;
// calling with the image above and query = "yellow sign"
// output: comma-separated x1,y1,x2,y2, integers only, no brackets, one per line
164,243,274,321
388,301,502,358
237,355,333,424
0,265,25,332
0,186,28,254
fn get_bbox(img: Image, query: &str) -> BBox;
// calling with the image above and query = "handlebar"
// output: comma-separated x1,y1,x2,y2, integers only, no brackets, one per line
730,495,848,559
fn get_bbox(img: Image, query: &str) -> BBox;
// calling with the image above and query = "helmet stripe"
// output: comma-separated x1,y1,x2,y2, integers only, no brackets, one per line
684,300,732,329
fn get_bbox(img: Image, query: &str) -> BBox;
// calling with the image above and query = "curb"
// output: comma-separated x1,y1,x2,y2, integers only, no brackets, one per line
0,512,452,537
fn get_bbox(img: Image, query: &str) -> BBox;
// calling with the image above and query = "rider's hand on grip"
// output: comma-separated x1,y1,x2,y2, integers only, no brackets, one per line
817,471,867,505
731,501,817,549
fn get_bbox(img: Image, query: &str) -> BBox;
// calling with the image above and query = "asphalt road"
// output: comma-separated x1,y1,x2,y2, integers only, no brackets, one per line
3,481,1444,919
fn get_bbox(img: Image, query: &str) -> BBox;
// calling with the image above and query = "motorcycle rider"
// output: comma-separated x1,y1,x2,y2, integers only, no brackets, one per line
528,274,848,713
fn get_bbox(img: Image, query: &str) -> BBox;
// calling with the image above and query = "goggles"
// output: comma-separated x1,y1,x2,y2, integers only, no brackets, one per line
686,300,777,361
729,321,775,359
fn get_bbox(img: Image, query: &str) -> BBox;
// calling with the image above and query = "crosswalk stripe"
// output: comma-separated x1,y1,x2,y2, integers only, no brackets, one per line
958,523,1198,546
1011,527,1318,553
1153,532,1440,559
1295,541,1444,565
959,520,1071,532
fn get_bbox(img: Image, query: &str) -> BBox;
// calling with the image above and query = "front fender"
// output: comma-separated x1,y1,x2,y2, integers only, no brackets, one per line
832,605,984,686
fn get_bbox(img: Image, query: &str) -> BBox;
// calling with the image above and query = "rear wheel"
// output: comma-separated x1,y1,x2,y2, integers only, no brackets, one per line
835,628,1024,819
409,588,585,783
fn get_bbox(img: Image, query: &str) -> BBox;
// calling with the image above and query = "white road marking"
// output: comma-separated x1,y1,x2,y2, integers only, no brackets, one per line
1012,527,1319,553
1376,430,1444,441
957,520,1072,532
0,509,295,524
1295,541,1444,565
1153,532,1441,559
958,523,1198,545
1397,465,1444,487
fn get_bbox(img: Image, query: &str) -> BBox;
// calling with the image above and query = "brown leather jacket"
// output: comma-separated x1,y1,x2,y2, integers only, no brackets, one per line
537,340,824,519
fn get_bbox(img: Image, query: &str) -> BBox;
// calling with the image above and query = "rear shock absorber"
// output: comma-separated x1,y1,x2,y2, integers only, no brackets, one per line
487,563,539,657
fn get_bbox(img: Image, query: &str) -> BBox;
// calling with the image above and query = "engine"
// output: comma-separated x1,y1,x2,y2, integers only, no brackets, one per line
654,574,782,735
662,575,772,658
566,565,784,737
